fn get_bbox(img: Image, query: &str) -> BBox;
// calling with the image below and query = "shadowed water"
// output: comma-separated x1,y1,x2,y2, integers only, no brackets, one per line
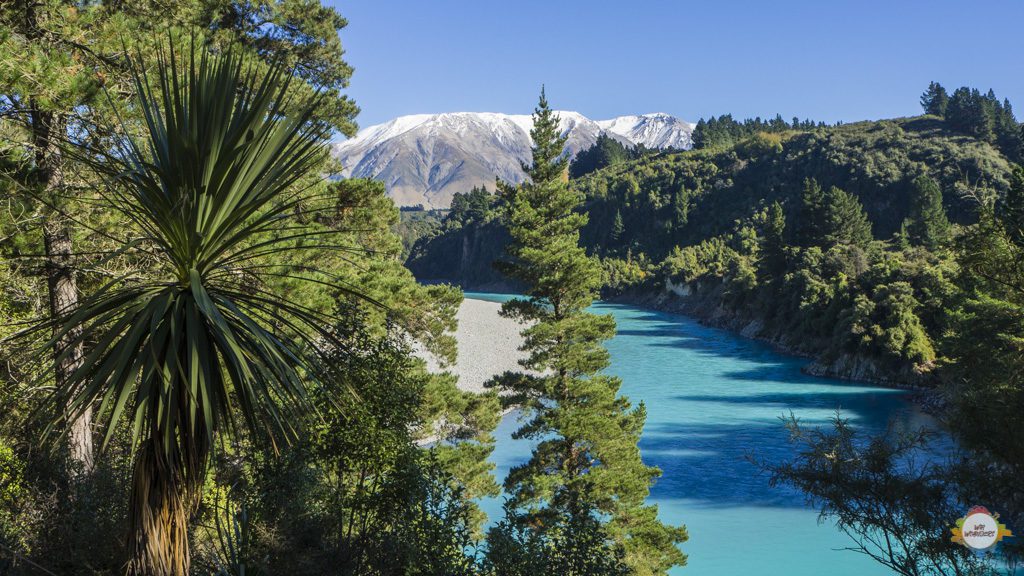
467,293,933,575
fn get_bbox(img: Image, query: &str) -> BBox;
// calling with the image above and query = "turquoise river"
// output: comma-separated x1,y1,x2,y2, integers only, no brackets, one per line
468,293,934,576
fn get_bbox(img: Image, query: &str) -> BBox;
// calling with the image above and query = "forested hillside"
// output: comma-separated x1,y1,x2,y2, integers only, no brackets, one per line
408,93,1020,385
406,91,1024,573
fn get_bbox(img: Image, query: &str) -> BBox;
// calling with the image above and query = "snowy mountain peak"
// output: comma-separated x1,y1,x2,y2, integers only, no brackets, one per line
333,111,692,208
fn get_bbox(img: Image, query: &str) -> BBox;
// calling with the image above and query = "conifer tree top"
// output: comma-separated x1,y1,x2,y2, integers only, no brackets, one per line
525,86,569,184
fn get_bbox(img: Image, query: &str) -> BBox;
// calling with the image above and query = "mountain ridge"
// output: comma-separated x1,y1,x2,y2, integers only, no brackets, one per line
333,111,693,208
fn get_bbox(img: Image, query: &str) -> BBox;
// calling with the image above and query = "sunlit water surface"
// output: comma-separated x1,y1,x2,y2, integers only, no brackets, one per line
467,293,934,576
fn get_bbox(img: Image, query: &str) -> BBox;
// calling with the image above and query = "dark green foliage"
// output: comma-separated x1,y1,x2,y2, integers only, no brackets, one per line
796,179,872,249
483,504,630,576
405,91,1024,576
520,86,569,183
836,281,935,366
920,81,949,116
14,40,348,576
570,134,640,179
796,178,828,247
0,438,26,571
210,318,487,576
691,113,822,149
822,185,873,249
942,166,1024,558
571,116,1015,262
410,113,1016,384
758,201,787,285
409,114,1015,291
0,3,508,575
946,87,996,142
764,168,1024,576
765,415,998,576
491,89,686,575
449,186,496,225
394,207,446,259
611,210,625,243
405,187,512,288
942,85,1023,162
904,175,951,250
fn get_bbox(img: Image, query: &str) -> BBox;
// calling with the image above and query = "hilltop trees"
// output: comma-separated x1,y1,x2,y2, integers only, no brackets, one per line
570,134,637,179
947,87,996,141
691,114,823,149
924,82,1024,162
487,89,687,575
920,81,949,116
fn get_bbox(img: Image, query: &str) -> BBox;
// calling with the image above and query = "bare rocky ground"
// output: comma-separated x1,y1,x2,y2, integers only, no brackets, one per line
417,297,531,393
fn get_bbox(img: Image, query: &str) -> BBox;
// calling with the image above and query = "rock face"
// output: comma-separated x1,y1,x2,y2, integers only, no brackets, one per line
333,111,693,208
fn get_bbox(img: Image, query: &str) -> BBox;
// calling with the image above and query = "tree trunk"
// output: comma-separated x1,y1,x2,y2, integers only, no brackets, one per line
43,217,94,470
126,441,193,576
32,105,94,471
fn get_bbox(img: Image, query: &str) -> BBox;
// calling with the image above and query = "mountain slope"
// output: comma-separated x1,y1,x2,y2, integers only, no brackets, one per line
333,111,692,208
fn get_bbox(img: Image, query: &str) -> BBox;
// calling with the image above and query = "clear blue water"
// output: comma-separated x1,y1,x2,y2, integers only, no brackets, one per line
467,293,934,576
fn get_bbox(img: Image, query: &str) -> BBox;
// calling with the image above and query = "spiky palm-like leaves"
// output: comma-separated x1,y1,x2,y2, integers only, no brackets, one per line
27,41,348,575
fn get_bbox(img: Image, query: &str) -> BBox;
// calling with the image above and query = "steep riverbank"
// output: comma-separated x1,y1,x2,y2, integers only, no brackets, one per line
423,289,945,414
609,284,948,413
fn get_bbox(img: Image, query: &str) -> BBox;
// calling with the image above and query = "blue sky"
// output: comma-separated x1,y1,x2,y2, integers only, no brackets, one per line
328,0,1024,131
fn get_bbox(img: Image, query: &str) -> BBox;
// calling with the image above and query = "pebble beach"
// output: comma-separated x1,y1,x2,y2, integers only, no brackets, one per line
419,297,530,393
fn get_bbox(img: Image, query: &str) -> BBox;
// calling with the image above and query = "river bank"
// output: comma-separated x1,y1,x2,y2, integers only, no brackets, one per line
476,294,927,576
608,285,948,414
421,289,945,415
417,297,530,394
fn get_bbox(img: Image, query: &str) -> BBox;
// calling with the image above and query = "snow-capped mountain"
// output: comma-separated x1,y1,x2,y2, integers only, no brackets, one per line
332,111,693,208
597,113,694,150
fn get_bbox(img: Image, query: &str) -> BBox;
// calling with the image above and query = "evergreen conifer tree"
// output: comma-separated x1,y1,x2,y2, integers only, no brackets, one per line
904,175,951,250
759,201,788,284
490,88,687,575
796,178,827,246
921,82,949,116
823,186,873,249
611,210,625,243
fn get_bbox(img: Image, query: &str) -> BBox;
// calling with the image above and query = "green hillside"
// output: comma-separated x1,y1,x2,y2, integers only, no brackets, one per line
407,112,1020,385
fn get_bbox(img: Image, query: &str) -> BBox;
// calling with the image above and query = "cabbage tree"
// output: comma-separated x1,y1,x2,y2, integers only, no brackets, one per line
26,39,351,575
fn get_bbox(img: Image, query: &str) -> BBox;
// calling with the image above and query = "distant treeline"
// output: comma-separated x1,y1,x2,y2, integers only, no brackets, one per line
692,114,828,149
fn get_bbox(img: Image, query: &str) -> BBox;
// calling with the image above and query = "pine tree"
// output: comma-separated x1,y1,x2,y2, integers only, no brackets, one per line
823,186,873,249
998,166,1024,245
672,184,689,227
904,175,951,250
921,82,949,116
491,88,687,574
758,201,788,285
947,87,995,141
796,178,827,247
611,209,625,243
